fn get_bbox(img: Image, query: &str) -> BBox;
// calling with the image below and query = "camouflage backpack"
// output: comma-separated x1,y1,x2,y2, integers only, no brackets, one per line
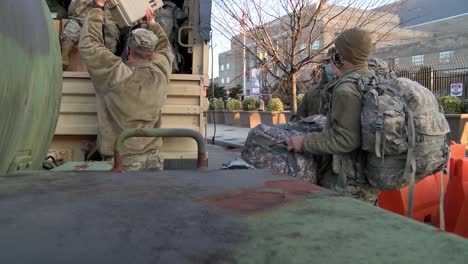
241,115,327,183
344,75,450,191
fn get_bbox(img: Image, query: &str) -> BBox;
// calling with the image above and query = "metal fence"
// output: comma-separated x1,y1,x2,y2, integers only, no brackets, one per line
393,55,468,99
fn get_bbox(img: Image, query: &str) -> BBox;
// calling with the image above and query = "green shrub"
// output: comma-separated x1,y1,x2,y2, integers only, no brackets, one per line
213,98,225,111
267,98,284,112
439,96,462,114
297,94,304,104
242,98,260,111
226,99,242,110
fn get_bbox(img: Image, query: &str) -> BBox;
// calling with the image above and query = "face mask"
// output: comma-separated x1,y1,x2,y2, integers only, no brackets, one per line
323,64,336,83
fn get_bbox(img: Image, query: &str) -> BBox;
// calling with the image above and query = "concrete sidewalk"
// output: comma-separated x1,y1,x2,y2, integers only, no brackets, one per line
207,124,251,148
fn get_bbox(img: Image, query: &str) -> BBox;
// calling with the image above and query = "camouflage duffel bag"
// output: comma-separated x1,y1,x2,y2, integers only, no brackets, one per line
241,115,326,183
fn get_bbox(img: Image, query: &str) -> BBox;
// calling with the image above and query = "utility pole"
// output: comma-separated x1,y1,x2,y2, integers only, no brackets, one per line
242,0,247,96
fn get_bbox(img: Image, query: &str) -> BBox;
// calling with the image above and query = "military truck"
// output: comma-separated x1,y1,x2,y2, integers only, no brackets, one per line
3,1,468,263
48,0,211,169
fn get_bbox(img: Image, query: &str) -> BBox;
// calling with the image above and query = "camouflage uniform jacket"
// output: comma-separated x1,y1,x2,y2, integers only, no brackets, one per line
296,79,334,117
79,9,174,156
296,83,323,118
68,0,113,22
68,0,95,20
302,65,373,185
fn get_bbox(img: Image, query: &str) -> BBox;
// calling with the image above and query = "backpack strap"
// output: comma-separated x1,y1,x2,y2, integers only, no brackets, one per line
402,101,417,218
333,74,374,193
286,152,301,177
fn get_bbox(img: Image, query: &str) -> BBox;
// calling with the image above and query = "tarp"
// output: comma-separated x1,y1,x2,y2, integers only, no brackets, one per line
199,0,212,41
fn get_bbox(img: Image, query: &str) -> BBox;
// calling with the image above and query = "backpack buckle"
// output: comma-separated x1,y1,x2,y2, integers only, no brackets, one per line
375,116,384,129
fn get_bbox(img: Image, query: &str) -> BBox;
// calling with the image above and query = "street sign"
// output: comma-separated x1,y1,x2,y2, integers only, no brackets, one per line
250,68,261,95
450,83,463,97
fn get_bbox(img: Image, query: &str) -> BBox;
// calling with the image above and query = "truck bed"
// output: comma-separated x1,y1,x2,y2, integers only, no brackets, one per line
0,169,467,263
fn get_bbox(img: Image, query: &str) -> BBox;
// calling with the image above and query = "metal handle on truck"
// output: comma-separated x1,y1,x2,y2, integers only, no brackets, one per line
112,128,207,171
178,26,194,48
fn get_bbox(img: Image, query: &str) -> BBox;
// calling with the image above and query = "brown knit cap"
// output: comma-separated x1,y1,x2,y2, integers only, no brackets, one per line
335,28,373,65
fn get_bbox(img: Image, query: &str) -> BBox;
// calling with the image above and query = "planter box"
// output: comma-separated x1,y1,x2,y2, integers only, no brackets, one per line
284,111,292,122
223,110,241,126
445,114,468,144
206,110,213,123
208,110,225,124
260,111,286,125
239,111,261,128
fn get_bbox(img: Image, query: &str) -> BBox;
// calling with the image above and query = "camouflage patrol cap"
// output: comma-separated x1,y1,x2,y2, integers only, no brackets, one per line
129,28,158,52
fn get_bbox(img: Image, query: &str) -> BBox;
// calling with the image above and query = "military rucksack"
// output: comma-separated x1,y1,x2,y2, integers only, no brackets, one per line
341,75,450,191
241,115,327,183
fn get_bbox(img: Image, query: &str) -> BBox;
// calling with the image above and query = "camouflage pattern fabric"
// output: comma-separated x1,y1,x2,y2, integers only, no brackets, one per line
79,9,173,157
368,57,397,80
241,115,326,183
104,150,164,171
297,57,395,119
302,65,375,202
357,76,450,190
67,0,96,20
154,1,188,72
62,0,119,52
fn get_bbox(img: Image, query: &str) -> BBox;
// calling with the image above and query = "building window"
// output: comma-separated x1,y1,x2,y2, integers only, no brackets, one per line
227,77,230,84
439,51,454,64
220,64,224,71
226,63,230,70
412,55,424,65
273,40,279,51
312,40,320,50
299,43,306,50
221,78,225,84
394,58,400,66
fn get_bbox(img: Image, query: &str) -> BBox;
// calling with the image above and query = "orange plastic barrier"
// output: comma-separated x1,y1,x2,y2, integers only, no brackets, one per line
445,157,468,236
378,142,464,227
452,182,468,238
378,172,447,226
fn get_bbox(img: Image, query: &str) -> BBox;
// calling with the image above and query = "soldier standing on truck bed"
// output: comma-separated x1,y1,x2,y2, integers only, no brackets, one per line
61,0,119,70
79,0,174,170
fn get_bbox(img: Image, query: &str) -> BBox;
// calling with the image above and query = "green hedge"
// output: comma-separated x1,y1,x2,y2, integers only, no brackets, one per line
226,99,242,110
439,96,462,114
242,98,260,111
267,98,284,112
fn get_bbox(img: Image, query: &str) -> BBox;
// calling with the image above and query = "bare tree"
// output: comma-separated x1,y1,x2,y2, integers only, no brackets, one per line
212,0,409,113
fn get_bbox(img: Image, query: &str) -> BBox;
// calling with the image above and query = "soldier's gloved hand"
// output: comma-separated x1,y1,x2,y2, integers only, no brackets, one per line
95,0,106,7
287,135,304,153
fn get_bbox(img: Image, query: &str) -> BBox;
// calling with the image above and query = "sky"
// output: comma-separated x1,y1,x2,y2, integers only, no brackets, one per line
208,0,400,79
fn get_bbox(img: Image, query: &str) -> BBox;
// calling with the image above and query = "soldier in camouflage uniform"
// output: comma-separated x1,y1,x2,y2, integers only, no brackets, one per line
296,53,337,118
288,28,380,202
79,4,174,170
61,0,119,70
297,56,396,119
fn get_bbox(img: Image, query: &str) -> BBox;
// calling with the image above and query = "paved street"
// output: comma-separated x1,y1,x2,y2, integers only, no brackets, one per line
207,124,251,148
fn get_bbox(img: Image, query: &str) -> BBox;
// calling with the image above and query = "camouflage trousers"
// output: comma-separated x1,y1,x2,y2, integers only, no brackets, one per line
318,157,380,204
104,150,164,171
61,16,119,53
